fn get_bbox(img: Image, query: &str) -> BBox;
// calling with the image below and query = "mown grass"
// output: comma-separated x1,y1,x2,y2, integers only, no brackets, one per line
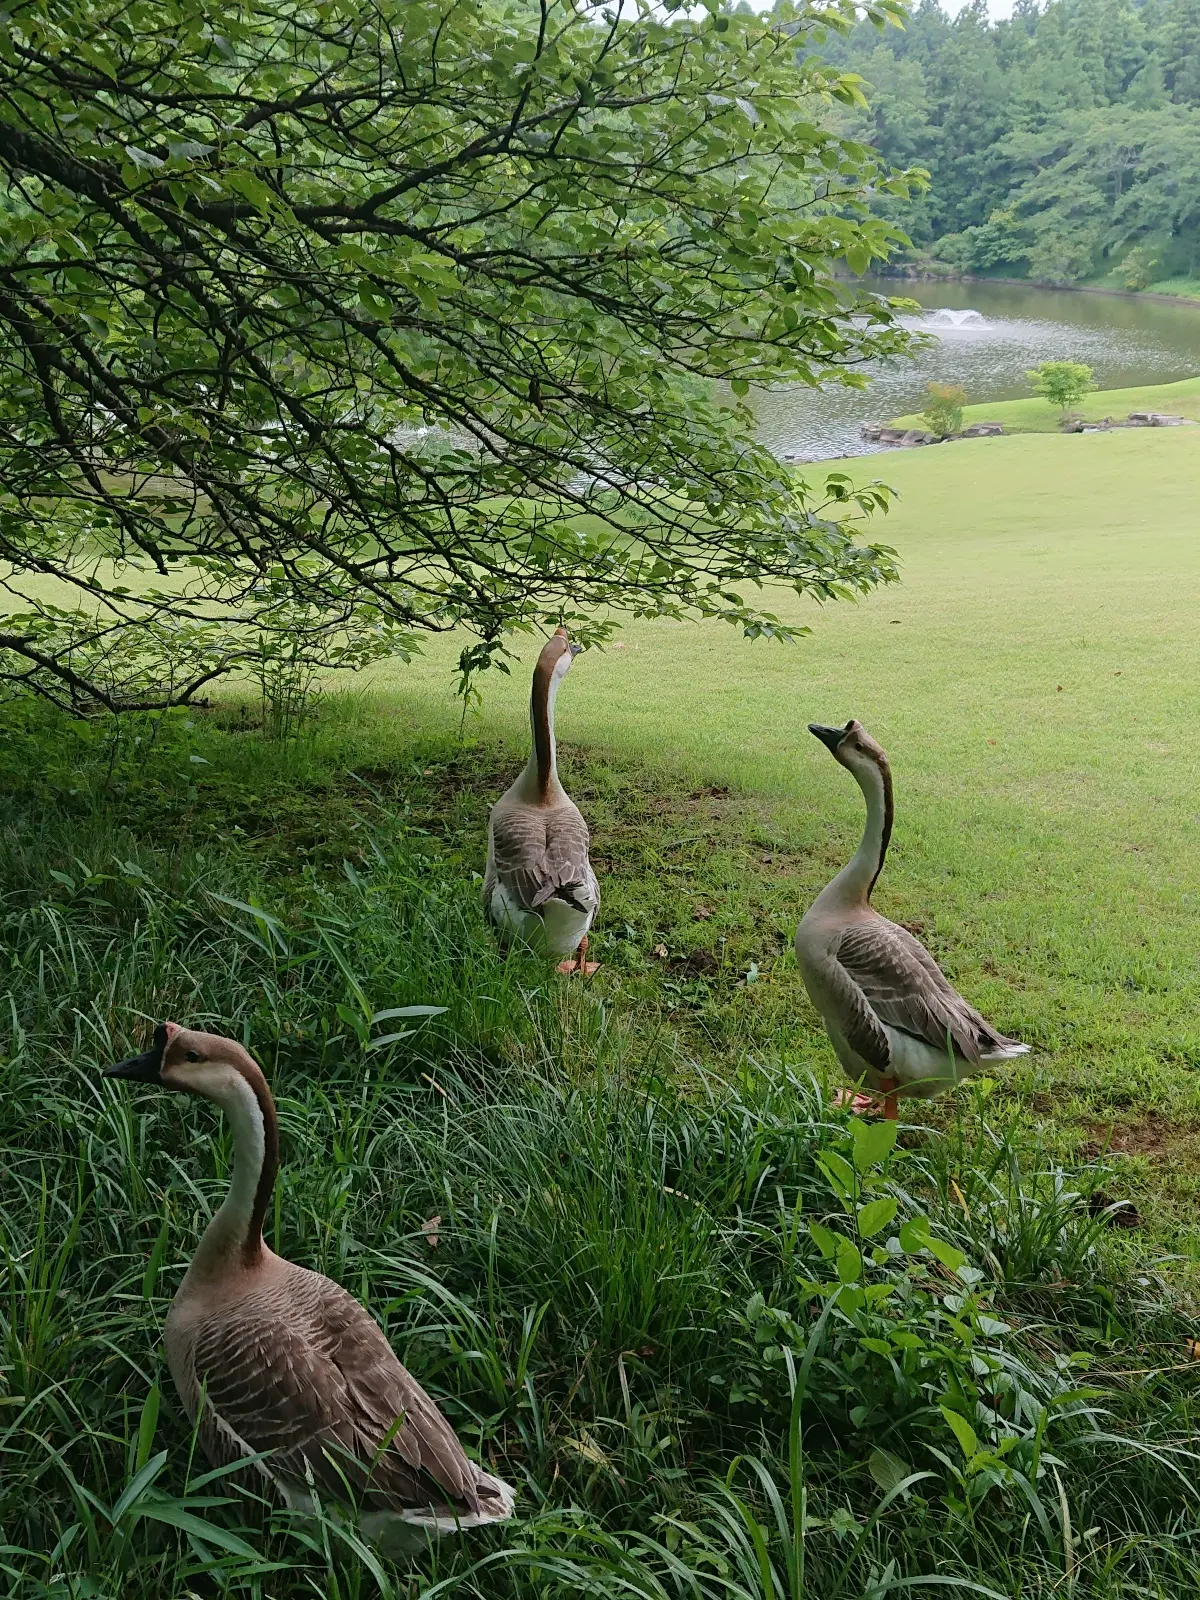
6,428,1200,1594
891,374,1200,433
3,681,1200,1597
365,430,1200,1227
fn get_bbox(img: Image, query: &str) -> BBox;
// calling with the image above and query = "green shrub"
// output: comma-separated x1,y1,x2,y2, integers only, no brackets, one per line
921,382,967,438
1120,245,1160,291
1026,360,1096,413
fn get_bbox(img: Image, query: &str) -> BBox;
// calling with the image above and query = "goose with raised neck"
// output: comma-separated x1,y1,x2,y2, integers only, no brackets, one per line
796,721,1029,1118
484,627,600,973
106,1022,515,1545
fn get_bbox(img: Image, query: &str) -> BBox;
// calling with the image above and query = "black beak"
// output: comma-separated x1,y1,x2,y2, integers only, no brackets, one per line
809,723,849,755
105,1022,168,1083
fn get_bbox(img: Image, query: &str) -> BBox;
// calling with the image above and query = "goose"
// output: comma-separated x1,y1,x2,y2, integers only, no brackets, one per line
796,721,1028,1118
105,1022,515,1548
484,627,600,974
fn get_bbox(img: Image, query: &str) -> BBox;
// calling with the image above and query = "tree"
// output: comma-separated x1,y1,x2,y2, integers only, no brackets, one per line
1026,360,1097,412
1120,243,1159,287
921,382,967,437
829,0,1200,285
0,0,919,712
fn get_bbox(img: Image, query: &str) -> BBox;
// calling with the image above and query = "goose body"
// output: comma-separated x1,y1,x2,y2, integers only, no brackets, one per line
106,1025,514,1543
484,628,599,968
796,721,1028,1114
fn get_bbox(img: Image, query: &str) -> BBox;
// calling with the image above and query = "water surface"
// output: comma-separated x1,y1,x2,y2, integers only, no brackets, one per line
752,278,1200,460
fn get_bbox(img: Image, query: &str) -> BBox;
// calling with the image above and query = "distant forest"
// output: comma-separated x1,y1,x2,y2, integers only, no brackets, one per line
814,0,1200,286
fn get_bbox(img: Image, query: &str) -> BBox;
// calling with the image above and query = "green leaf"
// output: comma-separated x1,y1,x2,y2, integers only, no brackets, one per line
869,1446,912,1492
369,1005,448,1022
808,1219,839,1260
851,1118,897,1172
816,1149,856,1201
134,1501,260,1557
926,1236,969,1273
111,1451,169,1523
366,1029,416,1051
940,1406,979,1460
835,1238,863,1283
134,1384,160,1474
856,1197,898,1237
140,1216,170,1301
845,244,871,276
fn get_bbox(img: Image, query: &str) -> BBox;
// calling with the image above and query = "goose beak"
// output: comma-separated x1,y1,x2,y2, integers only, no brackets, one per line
808,723,848,755
105,1022,168,1083
568,641,583,658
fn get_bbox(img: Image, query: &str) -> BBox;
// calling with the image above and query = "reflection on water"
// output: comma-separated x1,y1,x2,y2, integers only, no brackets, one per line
751,277,1200,460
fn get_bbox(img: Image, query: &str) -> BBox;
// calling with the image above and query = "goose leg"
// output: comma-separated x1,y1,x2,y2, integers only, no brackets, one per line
878,1076,900,1120
557,935,600,977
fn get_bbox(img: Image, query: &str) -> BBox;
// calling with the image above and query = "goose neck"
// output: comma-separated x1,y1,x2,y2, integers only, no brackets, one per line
821,757,893,908
529,661,562,799
186,1067,279,1283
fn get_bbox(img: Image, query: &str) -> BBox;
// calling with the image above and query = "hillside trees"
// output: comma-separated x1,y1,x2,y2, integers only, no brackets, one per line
0,0,919,711
821,0,1200,284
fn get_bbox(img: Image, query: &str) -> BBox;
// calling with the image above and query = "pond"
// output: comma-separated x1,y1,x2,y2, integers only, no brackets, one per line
751,277,1200,461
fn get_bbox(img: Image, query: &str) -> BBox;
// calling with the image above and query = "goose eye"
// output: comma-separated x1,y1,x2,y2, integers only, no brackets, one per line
184,1051,201,1063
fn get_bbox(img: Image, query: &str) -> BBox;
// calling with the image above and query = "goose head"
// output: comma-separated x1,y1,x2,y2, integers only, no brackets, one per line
106,1021,266,1109
808,719,891,784
534,625,582,689
107,1022,279,1268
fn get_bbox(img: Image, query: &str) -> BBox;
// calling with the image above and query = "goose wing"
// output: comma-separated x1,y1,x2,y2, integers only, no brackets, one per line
813,954,893,1073
190,1272,506,1517
489,799,596,914
835,917,1016,1063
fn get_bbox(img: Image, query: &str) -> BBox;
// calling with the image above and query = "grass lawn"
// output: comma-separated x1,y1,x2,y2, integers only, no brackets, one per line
1144,276,1200,301
6,427,1200,1596
891,374,1200,433
374,428,1200,1212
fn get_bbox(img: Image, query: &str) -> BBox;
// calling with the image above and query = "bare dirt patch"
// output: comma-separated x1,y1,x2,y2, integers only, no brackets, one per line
1082,1110,1200,1160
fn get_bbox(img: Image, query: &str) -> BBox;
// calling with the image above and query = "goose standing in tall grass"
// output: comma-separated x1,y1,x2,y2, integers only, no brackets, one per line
106,1023,515,1546
797,721,1028,1118
484,627,600,974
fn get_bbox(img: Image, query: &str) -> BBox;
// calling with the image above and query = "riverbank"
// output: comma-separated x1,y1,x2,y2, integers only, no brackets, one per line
890,374,1200,435
885,265,1200,312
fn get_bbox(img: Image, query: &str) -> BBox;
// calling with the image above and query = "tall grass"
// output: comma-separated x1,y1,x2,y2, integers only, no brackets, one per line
2,699,1198,1596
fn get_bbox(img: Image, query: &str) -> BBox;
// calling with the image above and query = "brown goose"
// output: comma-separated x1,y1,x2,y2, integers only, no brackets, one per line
106,1023,514,1546
484,627,599,974
796,721,1028,1118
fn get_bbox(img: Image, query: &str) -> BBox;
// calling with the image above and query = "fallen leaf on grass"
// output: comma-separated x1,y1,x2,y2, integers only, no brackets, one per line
422,1215,441,1250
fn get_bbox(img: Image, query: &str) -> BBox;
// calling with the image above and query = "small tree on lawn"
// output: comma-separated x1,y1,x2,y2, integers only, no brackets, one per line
1026,361,1096,416
921,382,967,438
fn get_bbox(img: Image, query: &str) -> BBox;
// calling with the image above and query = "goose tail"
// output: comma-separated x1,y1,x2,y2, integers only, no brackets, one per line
979,1039,1030,1062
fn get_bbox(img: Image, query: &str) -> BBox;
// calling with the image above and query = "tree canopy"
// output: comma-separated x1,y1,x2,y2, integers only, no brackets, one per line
0,0,919,711
823,0,1200,286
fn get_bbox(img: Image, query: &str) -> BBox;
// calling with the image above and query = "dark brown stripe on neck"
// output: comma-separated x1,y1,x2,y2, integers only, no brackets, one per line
241,1065,279,1267
868,756,894,899
530,657,555,797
